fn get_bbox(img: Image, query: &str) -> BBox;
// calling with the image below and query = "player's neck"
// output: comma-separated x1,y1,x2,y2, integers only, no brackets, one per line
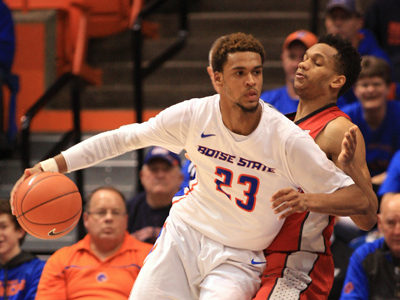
295,96,336,121
220,102,262,136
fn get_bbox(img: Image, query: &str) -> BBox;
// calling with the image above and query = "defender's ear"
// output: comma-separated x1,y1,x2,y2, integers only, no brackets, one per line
331,75,346,90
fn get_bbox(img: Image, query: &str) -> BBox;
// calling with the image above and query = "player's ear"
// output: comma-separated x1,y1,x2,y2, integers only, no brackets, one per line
214,72,223,86
331,75,346,90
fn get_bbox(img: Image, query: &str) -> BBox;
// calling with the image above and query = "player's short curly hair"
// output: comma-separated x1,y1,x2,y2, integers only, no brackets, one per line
318,34,362,98
211,32,266,73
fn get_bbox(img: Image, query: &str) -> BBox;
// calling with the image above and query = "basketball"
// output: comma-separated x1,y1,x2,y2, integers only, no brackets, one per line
13,172,82,239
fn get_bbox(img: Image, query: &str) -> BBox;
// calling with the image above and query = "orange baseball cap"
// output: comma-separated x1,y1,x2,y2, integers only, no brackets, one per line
282,30,318,51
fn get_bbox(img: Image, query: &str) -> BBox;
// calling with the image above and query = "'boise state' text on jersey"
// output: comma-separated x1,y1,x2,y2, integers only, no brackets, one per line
62,95,354,251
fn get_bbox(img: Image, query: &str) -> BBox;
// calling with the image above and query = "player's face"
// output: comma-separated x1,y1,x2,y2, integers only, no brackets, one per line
294,43,339,99
282,43,307,83
216,51,263,113
140,159,183,203
325,8,362,41
378,196,400,257
354,76,389,111
84,190,128,245
0,214,24,264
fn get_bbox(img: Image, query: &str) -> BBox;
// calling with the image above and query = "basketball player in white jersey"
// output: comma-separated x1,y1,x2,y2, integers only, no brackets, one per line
11,33,369,300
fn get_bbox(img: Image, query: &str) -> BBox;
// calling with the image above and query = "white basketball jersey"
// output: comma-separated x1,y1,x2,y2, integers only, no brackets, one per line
63,95,354,251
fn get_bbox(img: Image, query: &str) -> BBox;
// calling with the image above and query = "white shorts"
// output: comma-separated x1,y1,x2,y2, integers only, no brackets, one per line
129,212,265,300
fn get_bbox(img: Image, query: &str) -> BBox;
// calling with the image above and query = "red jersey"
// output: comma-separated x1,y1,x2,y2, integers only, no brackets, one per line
255,103,351,300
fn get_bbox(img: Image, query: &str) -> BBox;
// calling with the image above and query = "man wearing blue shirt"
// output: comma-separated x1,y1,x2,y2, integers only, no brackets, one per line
259,30,318,114
324,0,392,108
340,194,400,299
0,199,45,300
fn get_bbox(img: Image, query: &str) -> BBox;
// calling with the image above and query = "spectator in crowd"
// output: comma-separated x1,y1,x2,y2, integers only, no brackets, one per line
127,146,183,244
0,0,18,153
378,149,400,202
35,186,152,300
324,0,391,108
364,0,400,83
340,193,400,299
0,199,45,300
342,55,400,188
260,30,318,114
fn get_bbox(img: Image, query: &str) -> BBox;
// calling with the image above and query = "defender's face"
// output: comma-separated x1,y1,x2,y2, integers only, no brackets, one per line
294,43,339,99
216,51,263,113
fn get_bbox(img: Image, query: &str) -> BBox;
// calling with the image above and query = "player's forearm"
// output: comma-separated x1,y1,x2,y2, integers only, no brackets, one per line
306,184,369,216
342,162,378,230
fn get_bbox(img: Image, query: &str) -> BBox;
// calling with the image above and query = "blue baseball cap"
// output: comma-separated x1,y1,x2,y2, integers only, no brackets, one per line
144,146,181,167
326,0,361,15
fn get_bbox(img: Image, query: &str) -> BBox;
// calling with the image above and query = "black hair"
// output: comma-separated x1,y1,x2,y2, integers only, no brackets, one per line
211,32,266,73
318,34,362,97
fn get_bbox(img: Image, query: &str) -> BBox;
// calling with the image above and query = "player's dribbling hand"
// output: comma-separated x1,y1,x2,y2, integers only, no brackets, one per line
338,125,358,167
10,164,43,215
270,187,308,220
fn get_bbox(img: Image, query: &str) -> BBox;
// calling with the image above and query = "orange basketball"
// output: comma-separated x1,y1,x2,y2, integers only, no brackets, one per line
13,172,82,239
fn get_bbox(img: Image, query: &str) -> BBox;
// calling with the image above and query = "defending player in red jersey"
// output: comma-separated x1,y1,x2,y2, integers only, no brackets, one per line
254,34,378,299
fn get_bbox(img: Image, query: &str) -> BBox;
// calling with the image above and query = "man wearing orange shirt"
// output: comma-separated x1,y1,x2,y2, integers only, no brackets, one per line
35,186,152,300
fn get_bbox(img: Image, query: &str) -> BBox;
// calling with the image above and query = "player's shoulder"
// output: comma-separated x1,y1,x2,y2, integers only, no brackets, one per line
182,94,219,113
320,111,355,137
261,102,311,141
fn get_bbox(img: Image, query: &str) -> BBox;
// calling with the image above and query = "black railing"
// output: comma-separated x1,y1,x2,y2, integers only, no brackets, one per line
20,72,85,240
131,0,188,190
310,0,320,35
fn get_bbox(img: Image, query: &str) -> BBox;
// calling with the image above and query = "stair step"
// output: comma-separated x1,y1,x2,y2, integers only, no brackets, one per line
88,11,323,63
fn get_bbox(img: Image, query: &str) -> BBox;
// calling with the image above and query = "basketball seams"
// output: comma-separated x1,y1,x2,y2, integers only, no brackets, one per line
14,172,82,239
21,190,80,217
24,206,82,226
17,172,65,217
